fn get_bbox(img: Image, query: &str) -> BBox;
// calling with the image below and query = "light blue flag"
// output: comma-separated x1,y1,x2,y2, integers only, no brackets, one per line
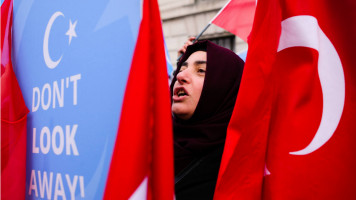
12,0,142,199
164,38,173,77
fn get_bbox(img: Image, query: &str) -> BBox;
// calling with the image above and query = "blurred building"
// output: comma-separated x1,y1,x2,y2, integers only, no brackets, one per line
158,0,248,68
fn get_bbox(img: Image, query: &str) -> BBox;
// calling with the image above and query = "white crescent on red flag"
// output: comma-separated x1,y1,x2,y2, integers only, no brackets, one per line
214,0,356,199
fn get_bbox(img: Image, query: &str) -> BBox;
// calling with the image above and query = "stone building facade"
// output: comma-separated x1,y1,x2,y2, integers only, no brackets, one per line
158,0,248,67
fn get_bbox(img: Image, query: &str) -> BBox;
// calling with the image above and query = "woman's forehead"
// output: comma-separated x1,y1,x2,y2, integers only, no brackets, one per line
186,51,207,62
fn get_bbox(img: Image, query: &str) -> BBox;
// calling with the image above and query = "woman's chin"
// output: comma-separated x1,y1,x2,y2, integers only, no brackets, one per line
172,108,192,120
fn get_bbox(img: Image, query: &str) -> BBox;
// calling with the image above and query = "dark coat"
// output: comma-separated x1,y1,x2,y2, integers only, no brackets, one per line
171,40,244,199
175,147,224,200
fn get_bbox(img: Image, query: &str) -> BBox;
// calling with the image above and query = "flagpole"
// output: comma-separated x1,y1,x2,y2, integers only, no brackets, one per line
176,23,211,62
194,23,211,42
209,0,232,23
176,0,232,62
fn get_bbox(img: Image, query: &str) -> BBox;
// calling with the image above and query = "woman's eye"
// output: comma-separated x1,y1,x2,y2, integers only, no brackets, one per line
198,68,206,73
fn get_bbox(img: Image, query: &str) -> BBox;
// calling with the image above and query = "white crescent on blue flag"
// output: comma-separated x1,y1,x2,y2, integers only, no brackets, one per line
12,0,144,199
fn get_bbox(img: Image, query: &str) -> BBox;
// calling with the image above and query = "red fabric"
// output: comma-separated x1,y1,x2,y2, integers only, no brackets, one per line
214,0,356,199
211,0,256,42
1,0,29,199
103,0,174,199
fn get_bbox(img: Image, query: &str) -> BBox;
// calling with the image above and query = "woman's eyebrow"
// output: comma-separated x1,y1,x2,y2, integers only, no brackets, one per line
181,60,206,67
194,60,207,65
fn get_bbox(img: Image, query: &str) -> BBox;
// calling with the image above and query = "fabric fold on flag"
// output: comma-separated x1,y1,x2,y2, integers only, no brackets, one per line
211,0,256,42
1,0,29,199
103,0,174,199
214,0,356,199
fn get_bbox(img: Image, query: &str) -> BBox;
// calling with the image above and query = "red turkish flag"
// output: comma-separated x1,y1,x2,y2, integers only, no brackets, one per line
103,0,174,199
1,0,29,199
214,0,356,199
211,0,256,42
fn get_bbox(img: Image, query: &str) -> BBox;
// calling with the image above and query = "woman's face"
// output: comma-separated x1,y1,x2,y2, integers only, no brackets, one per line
172,51,207,120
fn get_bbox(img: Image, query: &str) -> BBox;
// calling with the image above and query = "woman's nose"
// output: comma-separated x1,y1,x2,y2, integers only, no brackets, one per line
176,69,190,84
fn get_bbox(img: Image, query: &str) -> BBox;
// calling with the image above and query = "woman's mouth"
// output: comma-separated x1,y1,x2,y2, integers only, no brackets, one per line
173,87,188,101
177,89,187,97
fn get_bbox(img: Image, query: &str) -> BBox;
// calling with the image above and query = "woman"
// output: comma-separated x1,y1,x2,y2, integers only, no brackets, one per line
171,40,244,199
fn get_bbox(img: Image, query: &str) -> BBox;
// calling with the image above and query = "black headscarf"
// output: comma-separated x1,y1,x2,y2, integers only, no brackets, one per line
170,40,244,174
